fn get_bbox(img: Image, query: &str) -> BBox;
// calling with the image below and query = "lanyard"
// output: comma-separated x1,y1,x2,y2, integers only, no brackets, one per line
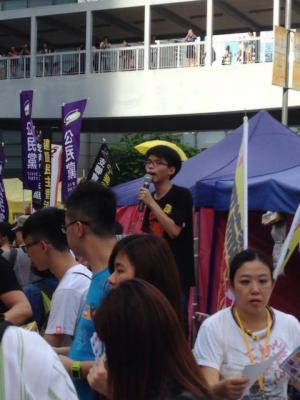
234,307,271,392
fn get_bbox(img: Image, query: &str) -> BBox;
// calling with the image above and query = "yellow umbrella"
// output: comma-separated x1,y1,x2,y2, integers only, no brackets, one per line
134,140,188,161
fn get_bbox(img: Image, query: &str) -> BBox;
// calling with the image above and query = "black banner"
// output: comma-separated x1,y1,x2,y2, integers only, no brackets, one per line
31,130,43,211
41,130,52,208
87,143,118,186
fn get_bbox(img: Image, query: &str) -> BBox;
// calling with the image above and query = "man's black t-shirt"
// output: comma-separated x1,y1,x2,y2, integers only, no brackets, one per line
142,185,195,289
0,255,21,313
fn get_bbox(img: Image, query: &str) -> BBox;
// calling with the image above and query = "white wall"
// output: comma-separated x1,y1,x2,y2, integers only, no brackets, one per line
1,63,300,120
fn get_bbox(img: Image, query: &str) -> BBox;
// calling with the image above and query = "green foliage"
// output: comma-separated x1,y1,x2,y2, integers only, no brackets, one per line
110,133,199,185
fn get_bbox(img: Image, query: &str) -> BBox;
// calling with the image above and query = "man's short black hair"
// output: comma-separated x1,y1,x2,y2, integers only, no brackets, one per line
22,207,68,252
146,145,182,178
0,222,15,244
65,181,116,237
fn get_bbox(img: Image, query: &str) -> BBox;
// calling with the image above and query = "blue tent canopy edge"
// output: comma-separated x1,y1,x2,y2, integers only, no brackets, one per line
113,111,300,214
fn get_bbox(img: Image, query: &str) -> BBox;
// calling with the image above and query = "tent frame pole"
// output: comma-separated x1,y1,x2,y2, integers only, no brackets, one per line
282,0,292,125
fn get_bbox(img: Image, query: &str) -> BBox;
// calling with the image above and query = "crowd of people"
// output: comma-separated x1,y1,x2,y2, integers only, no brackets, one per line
0,144,299,399
0,42,54,78
0,43,30,78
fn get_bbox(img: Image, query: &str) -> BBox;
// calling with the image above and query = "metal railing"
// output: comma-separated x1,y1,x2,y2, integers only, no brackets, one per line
0,55,30,80
92,46,144,73
36,51,86,77
0,37,274,80
150,42,206,69
215,36,273,65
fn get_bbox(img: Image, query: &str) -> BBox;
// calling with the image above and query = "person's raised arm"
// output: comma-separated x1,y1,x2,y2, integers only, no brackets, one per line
87,356,109,397
138,187,182,238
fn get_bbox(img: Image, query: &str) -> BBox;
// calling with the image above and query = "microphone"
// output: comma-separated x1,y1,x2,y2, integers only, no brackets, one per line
138,174,152,212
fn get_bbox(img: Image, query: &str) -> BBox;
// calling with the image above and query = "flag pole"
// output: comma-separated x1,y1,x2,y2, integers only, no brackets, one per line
22,189,25,213
282,0,292,125
243,115,248,249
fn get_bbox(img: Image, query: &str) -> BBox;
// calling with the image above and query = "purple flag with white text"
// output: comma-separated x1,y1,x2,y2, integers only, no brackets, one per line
61,99,87,202
20,90,39,190
0,144,9,222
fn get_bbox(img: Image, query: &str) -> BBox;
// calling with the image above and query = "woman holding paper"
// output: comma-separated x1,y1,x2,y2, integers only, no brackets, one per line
193,249,300,399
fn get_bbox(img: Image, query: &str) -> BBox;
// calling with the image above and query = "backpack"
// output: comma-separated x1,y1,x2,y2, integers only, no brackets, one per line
8,248,18,267
24,271,91,333
23,278,58,332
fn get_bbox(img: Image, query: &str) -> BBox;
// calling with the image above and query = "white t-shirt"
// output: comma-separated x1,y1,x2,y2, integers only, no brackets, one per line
45,264,92,336
2,326,78,399
194,307,300,400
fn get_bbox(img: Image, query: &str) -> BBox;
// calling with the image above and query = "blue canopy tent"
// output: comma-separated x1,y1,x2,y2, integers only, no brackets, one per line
113,111,300,319
114,111,300,212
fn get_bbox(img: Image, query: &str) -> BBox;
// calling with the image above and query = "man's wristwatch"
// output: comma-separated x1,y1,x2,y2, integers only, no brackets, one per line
70,360,81,380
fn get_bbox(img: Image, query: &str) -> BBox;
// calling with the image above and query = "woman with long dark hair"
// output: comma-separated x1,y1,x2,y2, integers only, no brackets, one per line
107,234,183,324
89,279,212,400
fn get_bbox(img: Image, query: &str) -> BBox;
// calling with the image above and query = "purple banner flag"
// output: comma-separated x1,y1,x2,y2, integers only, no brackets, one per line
61,99,87,202
0,144,9,222
20,90,39,190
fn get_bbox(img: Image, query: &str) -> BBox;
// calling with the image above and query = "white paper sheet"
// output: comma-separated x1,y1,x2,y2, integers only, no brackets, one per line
241,348,285,398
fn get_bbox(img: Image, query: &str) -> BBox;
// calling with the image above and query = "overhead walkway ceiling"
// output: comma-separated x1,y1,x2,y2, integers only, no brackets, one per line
0,0,300,49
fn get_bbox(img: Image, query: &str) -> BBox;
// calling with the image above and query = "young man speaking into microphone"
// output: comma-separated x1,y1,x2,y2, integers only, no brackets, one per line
138,145,195,333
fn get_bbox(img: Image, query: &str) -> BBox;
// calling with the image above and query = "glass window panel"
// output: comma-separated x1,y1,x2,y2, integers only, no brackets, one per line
3,0,27,10
29,0,52,7
54,0,76,4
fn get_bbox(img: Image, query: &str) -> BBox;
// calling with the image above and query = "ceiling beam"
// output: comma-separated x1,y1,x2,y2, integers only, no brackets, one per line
155,6,204,36
96,11,143,37
42,16,86,41
42,16,102,45
0,23,29,43
0,23,56,49
215,0,261,31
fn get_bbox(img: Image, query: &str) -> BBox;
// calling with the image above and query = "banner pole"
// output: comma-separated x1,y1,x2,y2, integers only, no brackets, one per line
282,0,292,125
22,189,25,213
243,115,248,249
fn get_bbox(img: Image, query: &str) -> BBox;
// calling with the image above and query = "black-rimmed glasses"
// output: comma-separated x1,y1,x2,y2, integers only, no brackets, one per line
144,159,169,167
24,240,40,252
61,220,90,234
